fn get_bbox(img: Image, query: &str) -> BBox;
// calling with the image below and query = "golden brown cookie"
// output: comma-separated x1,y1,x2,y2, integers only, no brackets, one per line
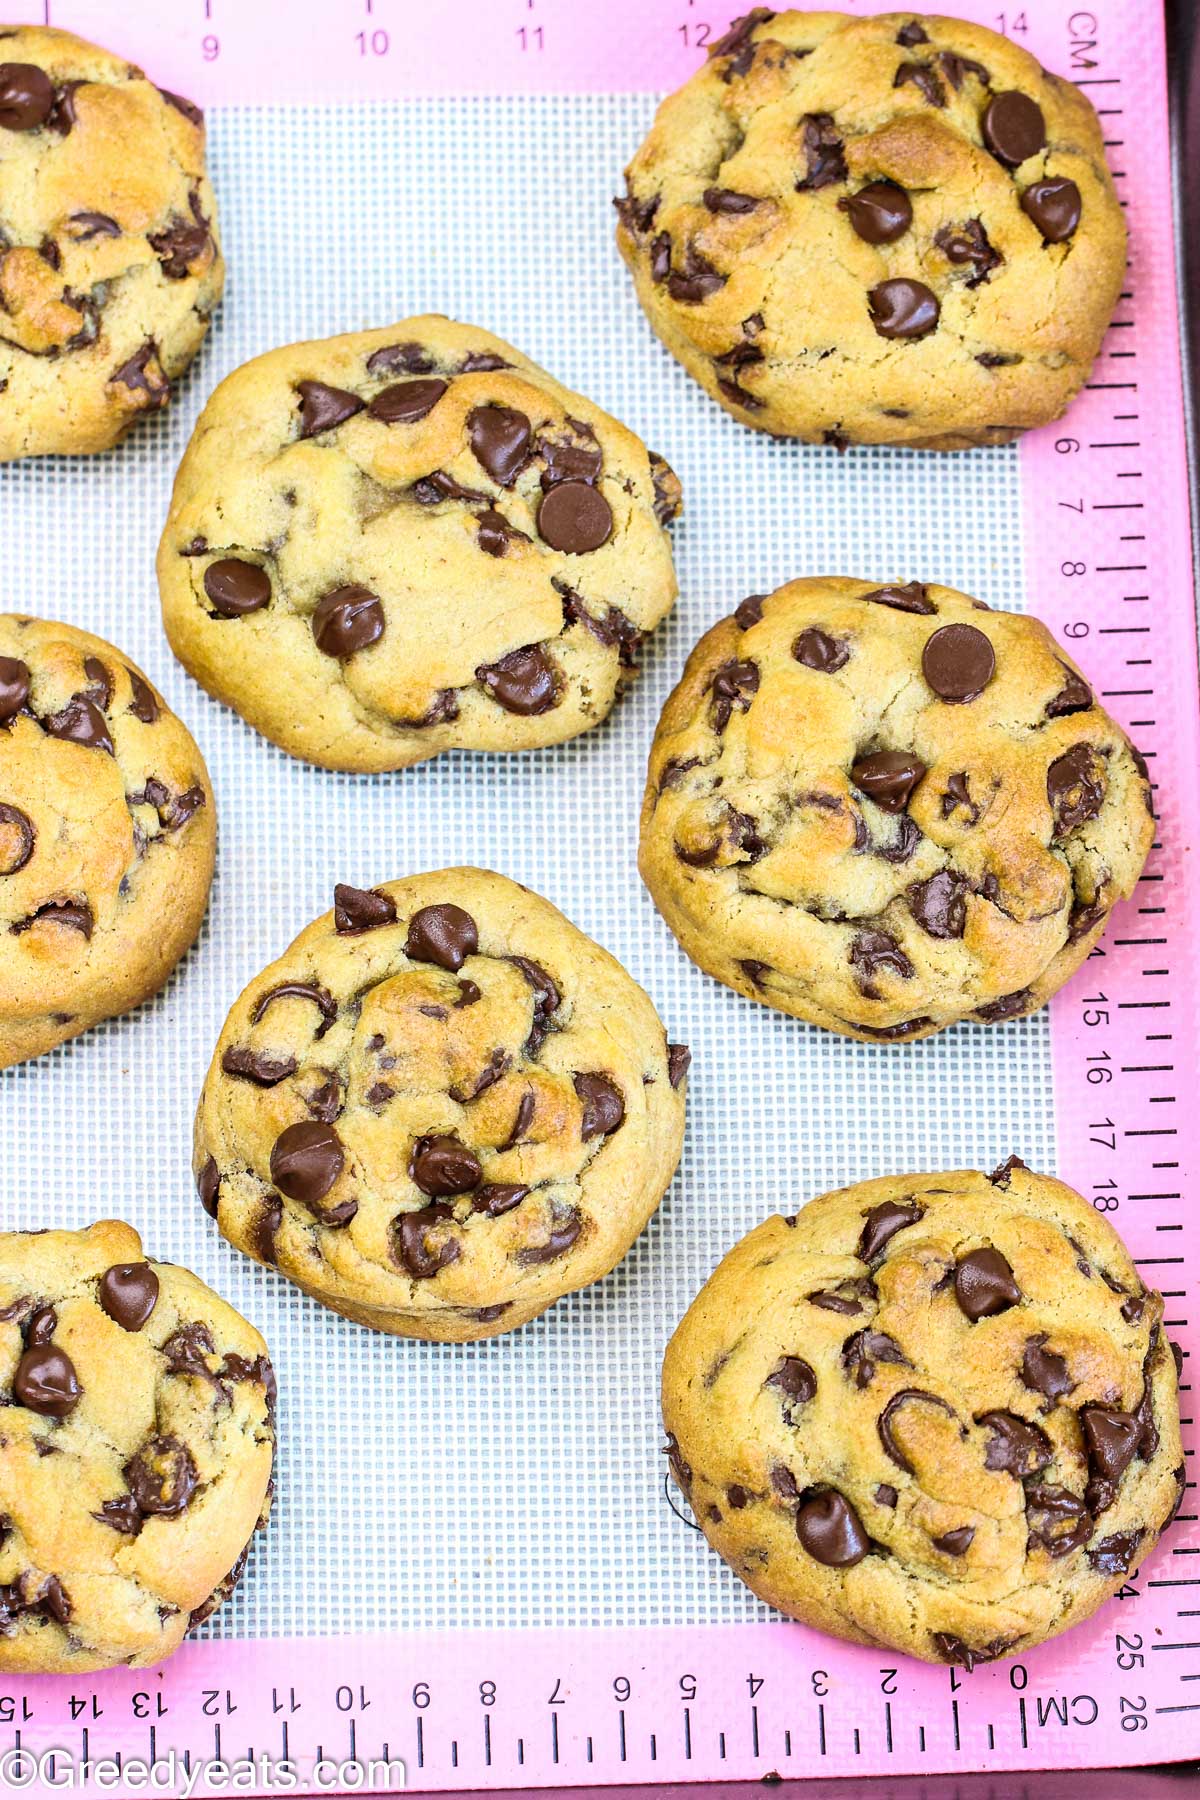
663,1161,1183,1666
0,26,221,460
616,10,1125,448
0,1220,275,1674
158,316,681,771
0,615,215,1068
195,868,688,1340
639,577,1153,1040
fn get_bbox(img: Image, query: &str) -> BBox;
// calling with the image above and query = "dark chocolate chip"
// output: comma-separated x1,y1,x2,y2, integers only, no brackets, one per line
796,113,846,190
395,1205,461,1279
932,1526,975,1555
708,8,774,65
842,1329,910,1390
983,91,1046,166
709,658,759,730
472,1184,528,1217
1047,743,1105,833
517,1210,583,1265
367,341,435,376
792,628,849,672
1022,1334,1074,1401
148,211,210,279
940,51,990,87
368,379,447,424
908,870,969,939
858,1198,923,1263
537,481,613,554
896,21,928,45
894,62,946,106
851,750,926,813
808,1277,876,1315
878,1388,957,1473
1021,177,1082,243
406,903,477,971
667,1043,691,1087
197,1157,220,1218
0,657,30,723
574,1072,625,1140
666,245,726,302
795,1490,869,1565
334,883,397,935
1087,1528,1144,1576
11,899,93,939
270,1121,344,1206
1081,1406,1142,1485
126,669,160,724
44,697,113,755
975,988,1033,1022
296,380,364,437
0,63,53,131
922,623,996,701
221,1046,296,1087
410,1133,482,1197
160,89,203,126
932,1634,1010,1672
876,1484,899,1507
766,1356,817,1421
703,187,760,214
849,929,914,992
98,1263,159,1332
979,1409,1052,1477
124,1436,196,1515
1045,660,1093,717
311,585,385,658
253,981,337,1037
955,1248,1020,1320
477,645,559,714
935,219,1002,287
0,805,34,876
1025,1483,1093,1557
14,1345,81,1417
839,181,912,243
110,341,170,408
869,279,939,340
468,405,531,484
204,559,272,617
863,581,934,615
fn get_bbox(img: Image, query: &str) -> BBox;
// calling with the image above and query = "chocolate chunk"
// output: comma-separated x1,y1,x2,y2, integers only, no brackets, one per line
462,352,511,375
44,696,113,755
1025,1483,1093,1557
849,929,914,993
312,585,385,658
649,232,672,283
334,883,397,935
894,62,946,106
935,219,1001,287
858,1198,923,1263
0,805,34,876
296,380,363,437
467,405,532,485
863,581,934,615
472,1184,528,1217
197,1157,220,1218
124,1436,197,1516
878,1388,956,1472
979,1410,1052,1477
1045,660,1093,717
148,209,210,279
98,1263,159,1332
406,902,477,971
95,1495,142,1535
537,481,613,554
476,509,523,556
477,645,559,714
1087,1528,1144,1577
413,470,490,505
0,63,54,131
395,1205,461,1279
367,341,435,376
0,657,30,723
869,279,939,340
703,187,761,214
851,750,926,813
204,559,272,617
1082,1406,1142,1489
940,51,990,87
574,1072,625,1140
766,1356,817,1421
649,450,682,525
708,8,774,65
807,1277,876,1315
908,870,969,940
614,188,659,235
253,981,337,1036
1047,743,1106,833
517,1210,583,1265
666,244,726,302
126,670,160,724
368,378,447,423
954,1248,1020,1320
221,1047,297,1086
857,1016,934,1040
922,623,995,702
983,91,1046,166
876,1484,898,1507
709,658,759,730
933,1526,975,1555
842,1329,910,1390
793,628,849,672
976,988,1032,1023
111,342,170,408
839,181,912,243
795,1491,869,1566
1022,1335,1073,1400
409,1133,482,1197
667,1043,691,1087
508,955,561,1051
82,658,112,709
796,113,846,190
1021,177,1082,243
14,1344,81,1417
270,1121,344,1206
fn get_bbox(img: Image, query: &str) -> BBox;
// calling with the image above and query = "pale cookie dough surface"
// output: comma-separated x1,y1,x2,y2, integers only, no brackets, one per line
195,868,688,1341
0,1220,275,1674
158,316,681,772
639,577,1153,1041
663,1162,1183,1666
0,615,215,1068
616,10,1125,449
0,26,222,460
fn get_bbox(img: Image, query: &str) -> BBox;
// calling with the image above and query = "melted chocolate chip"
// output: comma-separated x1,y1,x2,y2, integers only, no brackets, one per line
0,805,34,876
983,91,1046,166
204,559,272,616
979,1410,1052,1477
935,218,1002,287
666,244,727,302
1025,1483,1093,1558
124,1436,196,1515
1045,660,1093,717
922,624,996,702
126,670,160,724
574,1072,625,1140
468,405,532,484
476,645,559,714
334,883,397,935
1021,177,1082,243
410,1133,482,1198
894,62,946,106
869,279,940,339
1047,743,1106,833
796,113,846,190
98,1263,159,1332
932,1634,1011,1671
908,870,969,939
14,1344,81,1417
667,1043,691,1087
766,1356,817,1421
111,341,170,408
0,657,30,723
1082,1405,1142,1495
792,628,849,672
367,341,435,376
1087,1528,1144,1576
197,1157,220,1218
368,378,447,423
807,1277,876,1315
270,1121,344,1206
857,1198,923,1263
395,1205,461,1279
406,902,477,971
253,981,337,1037
955,1248,1020,1319
843,1329,910,1390
709,658,759,730
221,1047,297,1087
878,1388,957,1473
839,181,912,244
148,209,210,279
1022,1335,1074,1401
863,582,934,615
296,380,364,437
44,696,113,755
312,585,385,658
795,1491,869,1566
851,751,926,813
849,929,914,994
0,63,54,131
472,1184,528,1218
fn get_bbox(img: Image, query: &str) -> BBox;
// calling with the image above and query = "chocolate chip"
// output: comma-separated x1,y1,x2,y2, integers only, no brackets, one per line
703,187,760,214
1047,743,1105,833
851,750,926,813
148,211,210,279
11,899,93,938
395,1205,461,1279
857,1198,923,1263
649,232,672,283
897,21,928,44
44,697,113,755
1087,1528,1144,1576
574,1072,625,1140
95,1495,142,1534
127,670,160,723
253,981,337,1036
908,870,969,940
477,645,559,714
839,181,912,243
124,1436,196,1515
111,341,170,408
796,114,846,190
922,623,995,702
1082,1406,1142,1486
334,883,397,935
81,658,112,709
368,379,447,423
875,814,923,863
160,89,203,126
203,559,271,616
270,1121,344,1206
864,581,934,615
1045,660,1093,717
708,8,774,65
979,1410,1052,1477
954,1248,1020,1321
414,470,490,505
410,1133,482,1197
666,245,726,302
932,1634,1010,1671
296,380,364,437
94,1261,159,1335
406,902,477,971
894,62,946,106
367,341,435,376
517,1209,583,1265
508,955,561,1051
0,63,53,130
311,585,385,658
1025,1483,1092,1557
842,1329,910,1390
975,988,1032,1022
0,657,30,723
792,628,849,672
0,805,34,876
935,219,1001,287
869,279,939,340
876,1484,898,1507
197,1157,220,1218
614,188,659,234
795,1491,869,1566
933,1526,975,1555
668,1043,691,1087
468,405,531,484
766,1356,817,1421
983,91,1046,166
649,450,682,525
807,1277,876,1315
472,1184,528,1217
709,659,759,730
1021,177,1082,243
221,1047,297,1087
476,509,521,557
537,481,613,554
940,51,990,87
878,1388,957,1472
1022,1334,1073,1400
14,1345,80,1417
849,929,913,994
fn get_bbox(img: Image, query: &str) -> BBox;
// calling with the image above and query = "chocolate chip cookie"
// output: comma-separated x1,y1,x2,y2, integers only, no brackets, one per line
0,26,221,461
639,577,1153,1040
195,869,688,1339
616,11,1125,448
0,616,215,1068
158,317,681,771
0,1220,275,1673
663,1161,1183,1666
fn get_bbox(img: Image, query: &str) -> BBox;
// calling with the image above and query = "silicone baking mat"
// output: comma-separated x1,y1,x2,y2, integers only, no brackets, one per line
0,0,1196,1792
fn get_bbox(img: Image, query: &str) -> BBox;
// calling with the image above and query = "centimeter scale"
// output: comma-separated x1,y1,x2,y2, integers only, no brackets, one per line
1,0,1197,1791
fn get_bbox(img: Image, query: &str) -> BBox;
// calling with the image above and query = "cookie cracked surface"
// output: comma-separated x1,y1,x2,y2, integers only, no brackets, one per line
638,577,1153,1040
0,615,215,1068
0,26,221,460
616,10,1125,448
158,316,681,772
195,869,688,1340
663,1164,1183,1665
0,1220,274,1674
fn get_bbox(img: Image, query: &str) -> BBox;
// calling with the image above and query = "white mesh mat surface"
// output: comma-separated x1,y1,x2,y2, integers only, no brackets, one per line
0,96,1056,1638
